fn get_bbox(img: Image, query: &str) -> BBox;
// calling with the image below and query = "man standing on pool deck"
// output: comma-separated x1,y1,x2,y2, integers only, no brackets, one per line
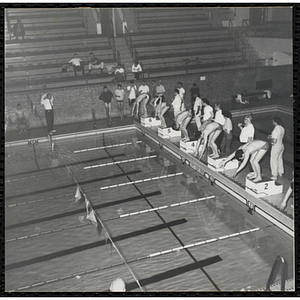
221,140,269,182
41,93,55,135
268,116,285,180
99,86,113,126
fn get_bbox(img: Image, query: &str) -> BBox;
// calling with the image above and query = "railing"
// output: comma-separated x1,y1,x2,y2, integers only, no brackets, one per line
266,256,288,291
124,26,136,61
242,19,251,30
234,29,257,67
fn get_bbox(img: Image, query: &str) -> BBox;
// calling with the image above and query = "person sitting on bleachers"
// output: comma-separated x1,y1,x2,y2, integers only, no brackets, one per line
69,53,85,76
88,52,104,73
114,64,125,81
13,19,25,40
15,103,30,133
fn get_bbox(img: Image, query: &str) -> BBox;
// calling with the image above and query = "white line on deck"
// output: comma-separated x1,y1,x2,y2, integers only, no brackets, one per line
73,141,142,153
84,155,157,169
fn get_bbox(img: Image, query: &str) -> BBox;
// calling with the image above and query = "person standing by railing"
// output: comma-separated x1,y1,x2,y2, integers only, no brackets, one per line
132,61,142,80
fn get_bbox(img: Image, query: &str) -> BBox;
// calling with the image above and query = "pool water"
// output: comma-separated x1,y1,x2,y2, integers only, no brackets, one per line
5,129,294,292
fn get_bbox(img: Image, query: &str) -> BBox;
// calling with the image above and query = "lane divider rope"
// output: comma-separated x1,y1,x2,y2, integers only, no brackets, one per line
5,195,215,242
73,141,142,153
7,227,260,292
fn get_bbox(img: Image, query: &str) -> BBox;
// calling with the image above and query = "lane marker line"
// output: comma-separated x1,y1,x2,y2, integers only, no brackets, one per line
84,155,157,169
73,141,142,153
99,172,183,190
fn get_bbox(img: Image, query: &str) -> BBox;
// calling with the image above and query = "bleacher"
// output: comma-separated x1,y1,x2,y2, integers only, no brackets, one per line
5,8,117,92
129,8,247,78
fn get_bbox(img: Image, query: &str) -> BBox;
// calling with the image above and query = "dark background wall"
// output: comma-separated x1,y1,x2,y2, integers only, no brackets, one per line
5,65,292,130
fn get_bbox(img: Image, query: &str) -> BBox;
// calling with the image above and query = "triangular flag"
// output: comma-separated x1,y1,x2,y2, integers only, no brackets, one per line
86,204,103,236
75,185,84,203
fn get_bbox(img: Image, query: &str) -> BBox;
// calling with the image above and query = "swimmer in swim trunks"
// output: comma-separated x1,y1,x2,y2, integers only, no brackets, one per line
152,96,170,128
220,140,269,182
194,121,223,160
172,109,193,141
131,93,150,118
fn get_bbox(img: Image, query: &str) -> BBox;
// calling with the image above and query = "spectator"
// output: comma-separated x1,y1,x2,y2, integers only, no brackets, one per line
132,61,142,80
15,103,29,133
114,84,125,119
99,86,113,126
220,110,233,155
88,52,104,73
138,80,150,95
114,64,125,81
13,19,25,40
193,93,202,131
127,80,137,107
190,83,200,107
268,116,285,180
221,140,269,182
199,98,213,131
69,53,85,76
41,93,55,135
177,82,185,101
238,114,255,173
155,80,166,101
150,80,156,99
238,114,255,145
213,103,226,151
172,89,184,118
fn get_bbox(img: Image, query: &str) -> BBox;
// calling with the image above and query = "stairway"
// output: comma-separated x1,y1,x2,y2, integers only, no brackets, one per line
114,37,135,81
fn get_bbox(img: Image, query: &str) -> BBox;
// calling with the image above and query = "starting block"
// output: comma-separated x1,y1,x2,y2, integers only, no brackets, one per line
141,117,161,127
180,140,197,154
245,176,283,198
207,156,239,172
158,127,181,139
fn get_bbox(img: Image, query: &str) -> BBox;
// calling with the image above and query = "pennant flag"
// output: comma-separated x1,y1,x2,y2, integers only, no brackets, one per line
86,197,103,236
75,185,84,203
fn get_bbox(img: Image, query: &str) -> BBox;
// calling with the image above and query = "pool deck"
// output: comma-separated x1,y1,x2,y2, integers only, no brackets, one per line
5,98,294,235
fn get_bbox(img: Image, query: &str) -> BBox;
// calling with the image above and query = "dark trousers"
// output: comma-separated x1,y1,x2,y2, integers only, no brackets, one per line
221,132,233,155
73,65,85,76
45,109,54,133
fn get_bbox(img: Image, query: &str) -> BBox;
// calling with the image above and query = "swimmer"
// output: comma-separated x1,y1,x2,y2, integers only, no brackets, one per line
152,96,170,128
194,121,223,159
172,109,192,141
220,140,269,182
131,93,150,118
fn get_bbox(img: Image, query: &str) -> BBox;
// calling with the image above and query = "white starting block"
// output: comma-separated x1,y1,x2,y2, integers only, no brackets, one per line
180,140,197,154
158,126,181,139
245,176,283,198
207,156,239,172
141,117,161,127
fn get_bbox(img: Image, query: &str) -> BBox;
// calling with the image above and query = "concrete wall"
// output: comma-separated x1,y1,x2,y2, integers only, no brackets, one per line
5,65,292,130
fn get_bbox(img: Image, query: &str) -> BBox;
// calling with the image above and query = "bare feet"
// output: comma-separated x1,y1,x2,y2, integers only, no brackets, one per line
211,154,220,159
247,172,255,179
253,177,262,183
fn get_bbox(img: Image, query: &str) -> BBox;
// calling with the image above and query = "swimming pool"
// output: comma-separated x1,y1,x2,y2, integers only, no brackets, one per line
5,125,294,292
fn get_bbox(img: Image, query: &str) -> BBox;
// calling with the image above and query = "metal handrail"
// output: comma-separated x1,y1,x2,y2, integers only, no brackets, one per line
228,19,233,38
266,256,288,291
116,50,121,65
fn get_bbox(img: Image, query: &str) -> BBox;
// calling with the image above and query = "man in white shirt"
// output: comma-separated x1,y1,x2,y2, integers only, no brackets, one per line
132,61,142,80
155,80,166,101
69,53,85,76
41,93,55,134
193,94,202,131
127,80,137,107
177,82,185,101
239,115,255,144
172,89,184,118
268,116,285,180
199,98,213,131
138,80,150,95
